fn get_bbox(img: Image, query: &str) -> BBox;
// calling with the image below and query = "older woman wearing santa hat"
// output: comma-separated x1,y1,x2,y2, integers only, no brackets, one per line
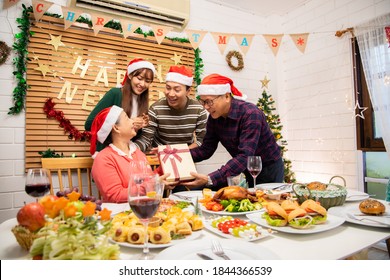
85,58,156,153
133,65,207,152
182,73,284,190
90,105,173,203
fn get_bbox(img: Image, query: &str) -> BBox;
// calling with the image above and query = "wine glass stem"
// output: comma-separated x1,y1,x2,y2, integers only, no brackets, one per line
142,220,149,256
252,175,258,187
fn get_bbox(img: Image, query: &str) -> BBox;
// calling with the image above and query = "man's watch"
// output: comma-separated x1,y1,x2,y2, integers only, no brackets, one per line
207,176,213,186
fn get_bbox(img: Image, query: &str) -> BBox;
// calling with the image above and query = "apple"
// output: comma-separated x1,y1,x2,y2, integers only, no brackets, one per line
17,202,46,232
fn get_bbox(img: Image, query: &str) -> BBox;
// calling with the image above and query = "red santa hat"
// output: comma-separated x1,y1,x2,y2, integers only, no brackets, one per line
120,58,156,86
165,65,193,86
197,73,247,100
90,105,123,157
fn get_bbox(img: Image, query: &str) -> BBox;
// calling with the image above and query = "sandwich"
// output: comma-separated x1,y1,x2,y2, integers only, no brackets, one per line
300,199,327,224
287,208,314,229
281,199,299,215
262,202,288,227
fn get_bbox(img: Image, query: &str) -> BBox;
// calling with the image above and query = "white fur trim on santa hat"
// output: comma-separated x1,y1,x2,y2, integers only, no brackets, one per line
97,106,123,144
231,93,248,100
166,72,193,86
127,61,156,75
197,83,231,95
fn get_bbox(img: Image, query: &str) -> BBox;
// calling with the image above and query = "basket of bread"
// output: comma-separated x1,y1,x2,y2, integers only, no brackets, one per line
292,176,347,210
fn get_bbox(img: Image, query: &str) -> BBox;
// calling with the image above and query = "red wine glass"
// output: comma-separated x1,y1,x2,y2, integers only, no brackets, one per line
128,172,163,260
247,156,262,188
25,168,50,201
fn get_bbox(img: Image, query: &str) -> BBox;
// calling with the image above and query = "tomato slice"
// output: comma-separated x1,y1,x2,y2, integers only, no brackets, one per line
212,203,223,211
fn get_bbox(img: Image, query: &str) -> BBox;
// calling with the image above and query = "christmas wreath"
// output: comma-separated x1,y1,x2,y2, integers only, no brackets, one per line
225,50,244,71
0,41,11,66
43,98,91,141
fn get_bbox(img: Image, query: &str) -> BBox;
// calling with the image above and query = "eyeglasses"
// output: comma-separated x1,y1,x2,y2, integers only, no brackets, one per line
198,95,222,107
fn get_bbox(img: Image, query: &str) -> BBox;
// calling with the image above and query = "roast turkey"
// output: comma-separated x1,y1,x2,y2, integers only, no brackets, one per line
213,186,257,202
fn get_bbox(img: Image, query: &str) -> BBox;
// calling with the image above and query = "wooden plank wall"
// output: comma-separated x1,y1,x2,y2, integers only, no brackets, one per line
25,16,195,169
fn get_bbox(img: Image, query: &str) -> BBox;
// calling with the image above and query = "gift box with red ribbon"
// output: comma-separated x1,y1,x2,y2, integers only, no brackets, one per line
157,144,197,182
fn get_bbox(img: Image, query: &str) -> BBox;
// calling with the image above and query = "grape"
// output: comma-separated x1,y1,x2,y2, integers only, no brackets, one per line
73,187,79,193
89,196,96,202
64,189,71,196
79,194,87,201
95,205,102,211
56,191,64,197
95,199,102,206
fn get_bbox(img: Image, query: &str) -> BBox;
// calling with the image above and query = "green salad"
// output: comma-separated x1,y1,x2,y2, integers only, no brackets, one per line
220,199,263,212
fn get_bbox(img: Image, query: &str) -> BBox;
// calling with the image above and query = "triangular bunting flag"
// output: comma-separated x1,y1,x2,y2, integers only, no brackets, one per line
62,7,82,30
150,25,173,44
121,19,143,38
91,14,111,36
211,32,232,55
3,0,20,9
290,33,309,53
185,29,208,49
32,0,53,21
263,34,284,56
233,34,254,55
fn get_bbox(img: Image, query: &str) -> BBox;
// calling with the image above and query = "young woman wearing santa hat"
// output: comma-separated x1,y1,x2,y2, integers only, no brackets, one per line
133,65,207,152
90,105,173,203
85,58,156,153
182,73,284,190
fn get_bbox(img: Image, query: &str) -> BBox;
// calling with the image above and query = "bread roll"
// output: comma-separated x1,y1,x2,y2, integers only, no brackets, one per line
262,202,288,226
288,208,314,229
127,226,146,244
359,199,385,215
267,202,288,219
307,181,327,191
175,221,192,235
149,227,171,244
281,200,299,214
111,224,130,242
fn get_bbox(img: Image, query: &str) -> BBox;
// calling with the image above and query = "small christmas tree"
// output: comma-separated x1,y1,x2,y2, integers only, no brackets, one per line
256,80,296,183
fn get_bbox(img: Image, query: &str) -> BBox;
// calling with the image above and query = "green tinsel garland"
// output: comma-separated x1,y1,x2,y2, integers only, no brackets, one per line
9,5,203,115
9,4,33,115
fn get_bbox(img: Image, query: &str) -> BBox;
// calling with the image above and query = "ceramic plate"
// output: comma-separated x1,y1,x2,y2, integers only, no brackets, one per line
328,202,390,228
255,183,291,191
246,213,345,234
102,203,130,216
154,238,280,260
170,190,204,201
201,206,265,216
345,190,370,202
203,218,271,242
173,190,265,216
109,230,202,249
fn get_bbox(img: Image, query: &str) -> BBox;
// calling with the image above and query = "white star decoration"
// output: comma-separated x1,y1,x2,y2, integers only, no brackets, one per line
354,101,368,119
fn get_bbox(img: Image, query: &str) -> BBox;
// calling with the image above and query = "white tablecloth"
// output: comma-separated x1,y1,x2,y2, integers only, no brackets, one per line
1,201,389,260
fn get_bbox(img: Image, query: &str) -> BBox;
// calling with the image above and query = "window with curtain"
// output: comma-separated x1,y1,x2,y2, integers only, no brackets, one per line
353,13,390,198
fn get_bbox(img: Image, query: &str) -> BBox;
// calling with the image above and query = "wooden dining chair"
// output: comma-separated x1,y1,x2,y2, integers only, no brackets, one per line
41,157,100,199
146,154,160,171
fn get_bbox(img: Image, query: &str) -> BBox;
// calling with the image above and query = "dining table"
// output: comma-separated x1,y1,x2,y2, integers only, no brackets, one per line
1,194,389,260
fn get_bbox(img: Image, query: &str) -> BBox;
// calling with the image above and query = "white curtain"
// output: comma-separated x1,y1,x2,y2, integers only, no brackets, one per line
355,13,390,157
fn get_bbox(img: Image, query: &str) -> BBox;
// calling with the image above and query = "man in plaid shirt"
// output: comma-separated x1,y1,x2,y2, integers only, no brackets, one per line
183,74,284,190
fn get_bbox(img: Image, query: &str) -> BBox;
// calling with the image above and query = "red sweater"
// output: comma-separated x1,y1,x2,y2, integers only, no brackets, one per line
91,143,149,203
